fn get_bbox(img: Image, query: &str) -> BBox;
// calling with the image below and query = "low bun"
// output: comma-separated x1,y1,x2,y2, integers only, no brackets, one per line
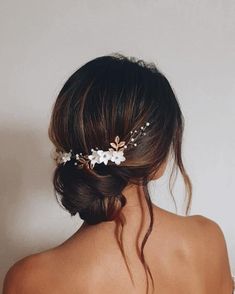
53,161,128,225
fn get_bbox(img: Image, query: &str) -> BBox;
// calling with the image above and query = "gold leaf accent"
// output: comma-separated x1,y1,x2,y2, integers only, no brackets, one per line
110,142,117,149
89,162,95,169
118,141,125,147
78,158,87,164
115,136,120,144
119,147,124,151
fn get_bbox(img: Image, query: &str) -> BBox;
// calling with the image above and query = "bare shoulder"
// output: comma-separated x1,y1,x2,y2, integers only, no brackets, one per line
173,213,231,266
183,214,233,291
187,214,231,255
153,207,234,293
155,207,231,255
2,241,95,294
2,250,59,294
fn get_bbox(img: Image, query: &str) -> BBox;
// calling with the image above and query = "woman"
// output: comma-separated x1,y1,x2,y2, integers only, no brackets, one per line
3,53,234,293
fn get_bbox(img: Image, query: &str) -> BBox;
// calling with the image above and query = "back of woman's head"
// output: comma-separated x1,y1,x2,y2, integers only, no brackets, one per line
48,53,192,226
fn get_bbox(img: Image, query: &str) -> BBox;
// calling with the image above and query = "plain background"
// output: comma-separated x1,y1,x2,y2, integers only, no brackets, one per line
0,0,234,290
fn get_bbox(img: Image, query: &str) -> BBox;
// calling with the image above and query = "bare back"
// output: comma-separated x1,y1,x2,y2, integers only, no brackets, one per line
3,206,234,294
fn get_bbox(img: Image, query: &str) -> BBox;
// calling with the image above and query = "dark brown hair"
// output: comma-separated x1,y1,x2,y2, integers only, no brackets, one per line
48,53,192,293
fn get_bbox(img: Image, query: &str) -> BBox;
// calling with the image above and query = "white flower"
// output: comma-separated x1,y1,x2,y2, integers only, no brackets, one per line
97,150,112,165
59,151,72,164
87,144,126,168
110,150,126,165
88,149,100,167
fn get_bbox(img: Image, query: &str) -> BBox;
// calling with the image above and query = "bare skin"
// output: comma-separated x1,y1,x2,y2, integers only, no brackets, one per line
3,164,234,293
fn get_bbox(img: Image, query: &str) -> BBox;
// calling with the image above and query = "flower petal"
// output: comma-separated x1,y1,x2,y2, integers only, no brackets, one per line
97,150,104,156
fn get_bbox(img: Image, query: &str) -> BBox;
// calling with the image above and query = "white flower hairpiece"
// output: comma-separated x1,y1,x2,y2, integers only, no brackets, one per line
53,121,150,169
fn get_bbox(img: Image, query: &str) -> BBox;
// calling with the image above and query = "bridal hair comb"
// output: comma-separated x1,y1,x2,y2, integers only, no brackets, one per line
53,122,151,169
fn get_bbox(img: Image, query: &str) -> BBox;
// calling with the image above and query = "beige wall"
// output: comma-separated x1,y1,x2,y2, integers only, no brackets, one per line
0,0,235,288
